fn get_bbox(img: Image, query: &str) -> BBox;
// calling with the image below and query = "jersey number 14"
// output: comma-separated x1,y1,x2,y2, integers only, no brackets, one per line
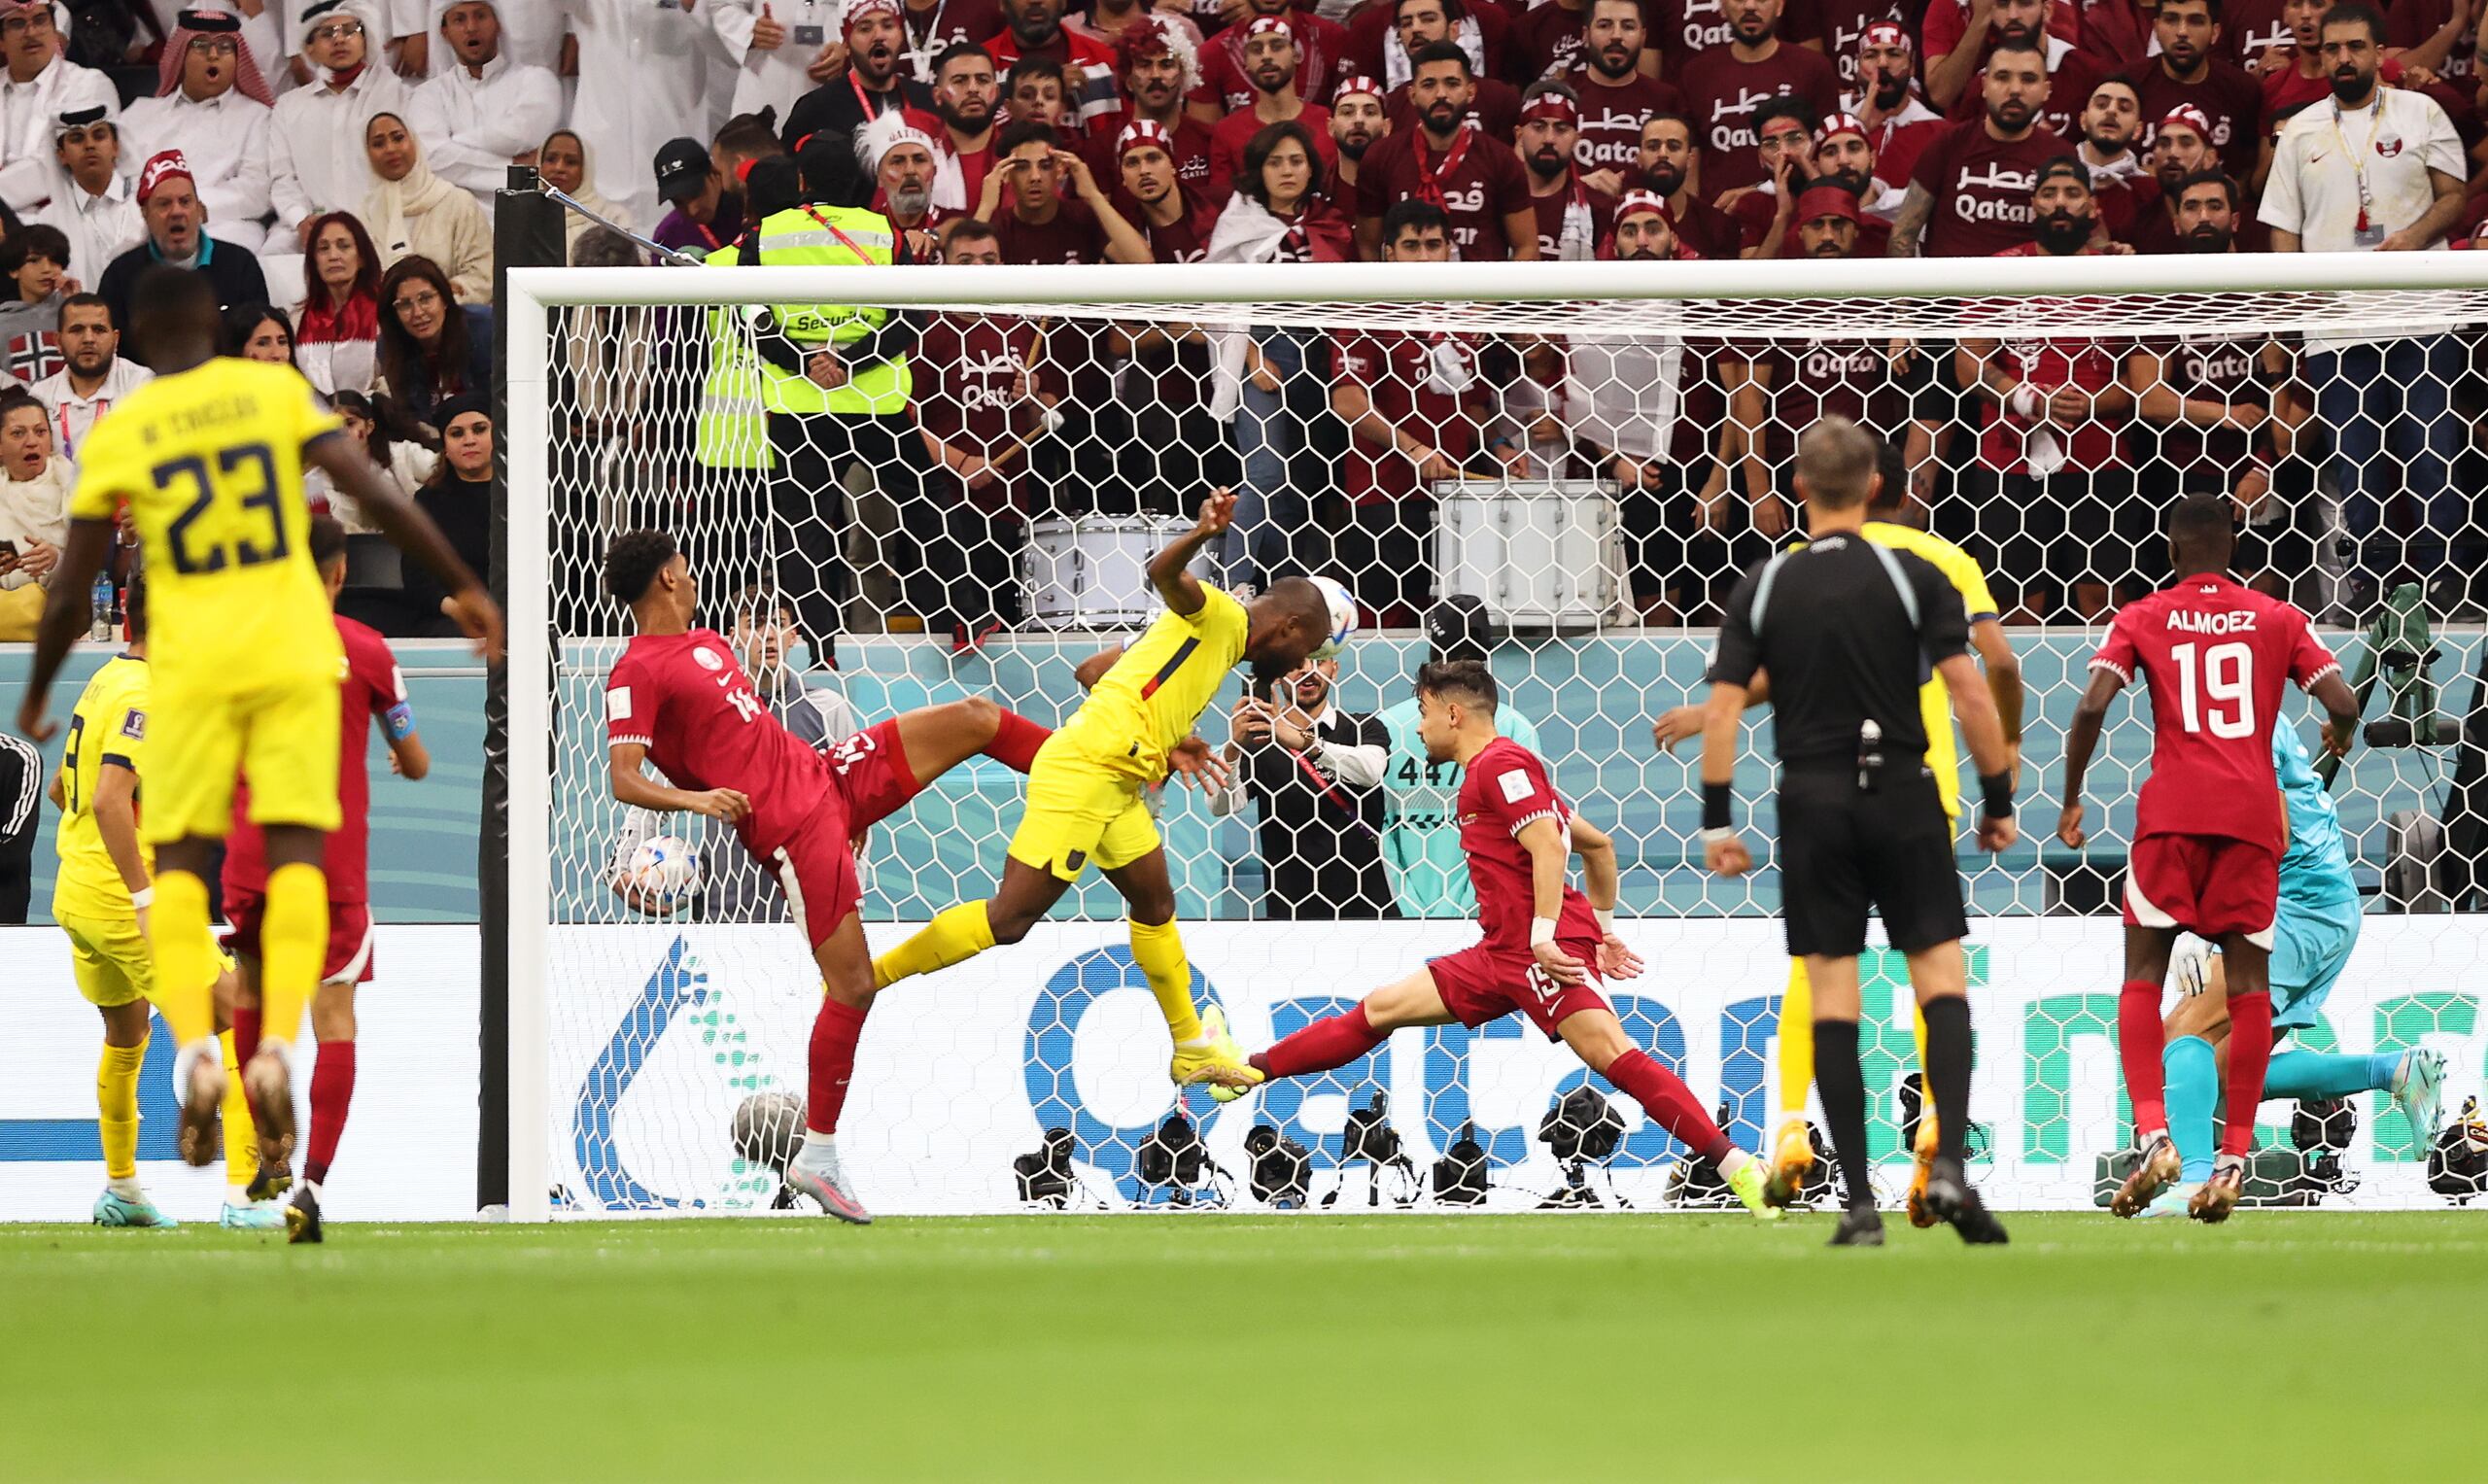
2170,640,2255,739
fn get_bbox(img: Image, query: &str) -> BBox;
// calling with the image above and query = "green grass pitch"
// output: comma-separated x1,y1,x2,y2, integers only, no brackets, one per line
5,1211,2480,1481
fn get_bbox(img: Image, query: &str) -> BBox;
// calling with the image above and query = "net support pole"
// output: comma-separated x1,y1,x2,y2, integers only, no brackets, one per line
493,167,562,1221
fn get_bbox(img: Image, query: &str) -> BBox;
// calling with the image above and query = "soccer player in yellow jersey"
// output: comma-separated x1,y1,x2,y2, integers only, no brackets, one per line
1653,466,2022,1219
17,267,501,1172
872,491,1332,1087
52,574,281,1228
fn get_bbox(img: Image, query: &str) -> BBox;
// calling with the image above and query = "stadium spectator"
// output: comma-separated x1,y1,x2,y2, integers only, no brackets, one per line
1956,157,2135,619
1629,112,1740,257
1002,54,1072,129
0,728,31,921
393,388,493,638
1353,0,1503,93
1890,38,2076,257
1841,21,1948,187
1379,0,1519,139
1106,123,1227,514
710,110,788,183
399,2,559,222
1208,655,1396,920
1328,74,1389,201
2130,103,2217,250
976,120,1151,264
865,120,950,255
1817,0,1907,90
779,0,936,210
323,388,438,535
31,109,138,292
1924,0,2084,110
96,151,270,332
0,1,120,219
710,0,847,123
0,387,64,638
1103,18,1210,192
361,111,491,304
1118,120,1219,259
1937,0,2108,140
1065,0,1201,52
1810,111,1904,234
2219,0,2299,69
1718,95,1823,254
568,0,723,232
910,218,1054,651
2135,0,2263,179
1516,84,1612,260
1201,0,1350,115
1332,199,1500,625
1508,0,1589,83
119,8,275,255
536,129,634,254
2260,0,2335,137
0,221,69,381
984,0,1120,138
2071,76,2157,240
294,211,384,397
2261,2,2473,604
375,254,489,424
1565,0,1682,184
1207,119,1351,588
928,43,1002,207
225,301,295,365
27,293,149,463
1681,0,1843,194
1206,17,1339,200
897,0,1006,84
1355,43,1535,260
651,136,747,258
271,2,407,250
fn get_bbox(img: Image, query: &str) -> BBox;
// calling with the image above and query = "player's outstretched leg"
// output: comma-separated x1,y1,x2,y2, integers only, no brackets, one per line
90,1003,177,1228
1767,959,1815,1208
1557,1010,1778,1220
785,911,877,1225
886,697,1052,783
2112,927,2183,1217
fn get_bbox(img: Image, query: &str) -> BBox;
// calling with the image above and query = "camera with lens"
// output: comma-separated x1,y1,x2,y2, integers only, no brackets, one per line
2287,1097,2358,1200
1432,1121,1490,1206
1135,1111,1207,1205
1244,1123,1313,1209
1012,1125,1076,1208
2429,1096,2488,1204
1538,1086,1626,1209
1325,1091,1419,1207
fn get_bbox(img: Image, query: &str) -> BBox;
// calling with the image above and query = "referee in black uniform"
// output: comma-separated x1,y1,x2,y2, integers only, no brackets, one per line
1696,417,2020,1248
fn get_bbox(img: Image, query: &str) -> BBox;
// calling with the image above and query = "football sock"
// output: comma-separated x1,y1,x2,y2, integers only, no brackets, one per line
304,1039,357,1188
2262,1049,2402,1101
2163,1034,2220,1183
1812,1019,1873,1207
1126,916,1202,1045
1920,993,1973,1166
97,1039,146,1184
1605,1048,1733,1164
218,1030,259,1193
1778,958,1812,1130
1254,1004,1383,1080
259,862,329,1060
807,998,869,1136
872,901,994,989
146,869,218,1050
2220,990,2276,1158
231,1004,261,1068
2117,979,2167,1139
982,710,1051,774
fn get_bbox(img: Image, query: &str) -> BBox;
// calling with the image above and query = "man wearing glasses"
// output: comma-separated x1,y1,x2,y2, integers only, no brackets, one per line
271,2,410,251
0,0,120,219
118,9,278,255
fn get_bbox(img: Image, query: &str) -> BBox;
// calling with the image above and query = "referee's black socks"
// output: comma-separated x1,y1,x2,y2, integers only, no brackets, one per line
1921,994,1974,1168
1811,1019,1874,1210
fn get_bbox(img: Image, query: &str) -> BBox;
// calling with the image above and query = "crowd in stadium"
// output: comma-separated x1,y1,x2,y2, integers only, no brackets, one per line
0,0,2481,647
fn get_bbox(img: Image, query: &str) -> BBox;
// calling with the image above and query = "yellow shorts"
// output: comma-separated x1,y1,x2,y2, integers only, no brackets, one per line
1005,737,1159,883
143,672,341,846
59,910,228,1009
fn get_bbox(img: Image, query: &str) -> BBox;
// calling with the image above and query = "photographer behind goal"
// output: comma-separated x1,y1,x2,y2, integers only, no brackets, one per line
1696,417,2019,1249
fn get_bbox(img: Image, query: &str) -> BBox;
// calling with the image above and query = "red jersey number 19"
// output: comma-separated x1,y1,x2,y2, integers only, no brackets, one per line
2171,640,2255,739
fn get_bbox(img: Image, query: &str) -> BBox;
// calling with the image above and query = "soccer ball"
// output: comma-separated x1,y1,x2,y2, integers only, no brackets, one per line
1308,575,1360,660
732,1091,806,1172
624,835,702,915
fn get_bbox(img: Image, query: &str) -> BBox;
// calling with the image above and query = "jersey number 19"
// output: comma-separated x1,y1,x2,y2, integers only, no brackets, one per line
2170,640,2255,739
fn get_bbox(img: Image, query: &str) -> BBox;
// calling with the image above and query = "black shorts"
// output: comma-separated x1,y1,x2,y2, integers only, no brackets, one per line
1778,768,1968,959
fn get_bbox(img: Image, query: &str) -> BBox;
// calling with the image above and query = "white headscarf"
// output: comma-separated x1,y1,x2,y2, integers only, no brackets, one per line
541,128,633,248
360,108,461,255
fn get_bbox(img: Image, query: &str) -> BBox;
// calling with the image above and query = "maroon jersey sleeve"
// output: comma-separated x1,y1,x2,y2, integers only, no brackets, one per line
605,652,658,751
344,621,405,740
1478,745,1566,838
2277,604,2341,689
2091,602,2143,685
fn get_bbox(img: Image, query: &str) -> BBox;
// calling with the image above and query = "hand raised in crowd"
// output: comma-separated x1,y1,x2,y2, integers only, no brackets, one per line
810,40,849,81
1230,694,1274,747
750,4,788,51
1054,148,1105,203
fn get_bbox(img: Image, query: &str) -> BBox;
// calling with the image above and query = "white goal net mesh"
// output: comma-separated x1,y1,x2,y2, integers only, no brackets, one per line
517,264,2488,1217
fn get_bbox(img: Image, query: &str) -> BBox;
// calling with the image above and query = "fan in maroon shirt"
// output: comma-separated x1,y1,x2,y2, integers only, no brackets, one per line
1653,0,1828,83
2220,0,2300,68
2133,0,2265,178
1898,38,2076,256
979,120,1153,262
2067,77,2161,243
1118,120,1223,260
1812,0,1902,90
1354,44,1537,259
1510,0,1592,83
1207,18,1340,198
2258,0,2333,135
1922,0,2084,107
1941,4,2110,139
2058,499,2358,1218
985,0,1123,137
1517,86,1617,259
599,533,1061,1223
1680,0,1844,193
1567,0,1686,180
1627,112,1745,257
1349,0,1507,91
1097,17,1214,191
1200,0,1352,112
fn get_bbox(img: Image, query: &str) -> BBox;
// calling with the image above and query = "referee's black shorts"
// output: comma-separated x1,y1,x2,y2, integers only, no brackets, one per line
1777,767,1968,959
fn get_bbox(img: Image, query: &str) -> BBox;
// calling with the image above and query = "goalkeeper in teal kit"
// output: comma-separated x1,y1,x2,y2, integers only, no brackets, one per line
2140,725,2449,1216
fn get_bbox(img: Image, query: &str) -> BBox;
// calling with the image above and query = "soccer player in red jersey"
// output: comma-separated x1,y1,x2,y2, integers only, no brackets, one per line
2056,496,2360,1222
1218,660,1779,1219
599,531,1064,1225
223,517,428,1244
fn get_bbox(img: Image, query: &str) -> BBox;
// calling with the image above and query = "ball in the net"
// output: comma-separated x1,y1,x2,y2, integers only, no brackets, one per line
1308,574,1360,660
733,1091,807,1170
625,834,702,914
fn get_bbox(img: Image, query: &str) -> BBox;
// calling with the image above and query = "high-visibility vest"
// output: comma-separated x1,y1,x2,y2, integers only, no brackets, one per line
695,242,772,470
750,204,911,417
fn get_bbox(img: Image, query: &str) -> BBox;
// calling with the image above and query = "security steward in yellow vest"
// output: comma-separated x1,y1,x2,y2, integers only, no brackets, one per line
695,156,803,593
739,135,933,645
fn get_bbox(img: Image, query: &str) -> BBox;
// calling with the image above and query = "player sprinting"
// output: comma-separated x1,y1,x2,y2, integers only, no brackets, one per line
15,266,501,1178
1651,466,2024,1220
222,517,431,1244
2133,724,2445,1217
1215,660,1780,1217
869,491,1334,1089
600,531,1065,1223
2058,495,2360,1223
50,572,276,1229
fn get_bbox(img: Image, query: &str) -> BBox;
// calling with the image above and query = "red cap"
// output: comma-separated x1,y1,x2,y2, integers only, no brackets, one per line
1816,111,1868,148
1118,119,1174,158
137,150,195,205
2158,104,2212,142
1860,19,1910,52
1793,184,1862,224
1519,92,1579,126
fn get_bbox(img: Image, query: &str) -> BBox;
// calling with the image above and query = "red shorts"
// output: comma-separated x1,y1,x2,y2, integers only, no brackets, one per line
223,893,376,985
766,792,862,951
821,718,924,830
1428,939,1612,1040
2123,833,2278,945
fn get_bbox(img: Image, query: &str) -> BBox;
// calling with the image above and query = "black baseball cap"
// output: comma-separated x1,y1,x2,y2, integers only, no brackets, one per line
1426,594,1492,664
653,137,710,204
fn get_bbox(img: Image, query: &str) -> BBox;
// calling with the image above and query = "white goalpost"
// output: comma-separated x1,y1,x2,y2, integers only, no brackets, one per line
503,255,2488,1223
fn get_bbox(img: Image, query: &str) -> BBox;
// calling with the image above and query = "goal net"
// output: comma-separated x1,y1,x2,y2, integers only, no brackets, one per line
505,256,2488,1220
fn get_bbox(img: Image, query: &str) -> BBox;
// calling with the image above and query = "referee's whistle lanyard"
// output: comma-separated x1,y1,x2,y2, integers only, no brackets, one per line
2328,94,2385,241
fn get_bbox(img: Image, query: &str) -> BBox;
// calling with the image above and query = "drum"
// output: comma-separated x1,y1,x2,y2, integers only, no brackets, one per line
1434,482,1627,632
1021,515,1200,629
